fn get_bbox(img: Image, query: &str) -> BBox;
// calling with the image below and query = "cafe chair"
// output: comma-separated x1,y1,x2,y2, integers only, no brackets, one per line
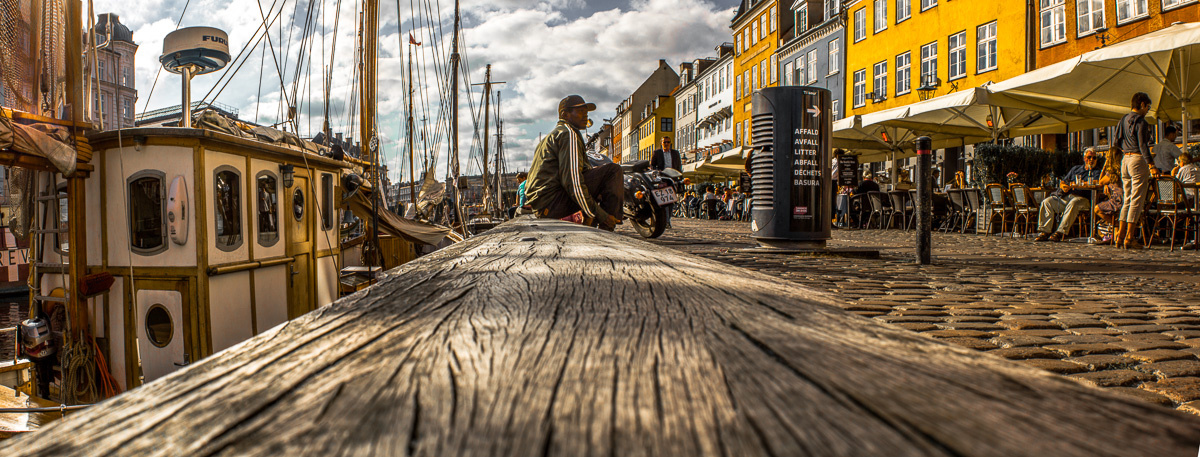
1145,177,1193,250
984,184,1014,236
1010,184,1035,236
963,188,983,234
943,190,965,233
887,191,912,230
866,191,892,229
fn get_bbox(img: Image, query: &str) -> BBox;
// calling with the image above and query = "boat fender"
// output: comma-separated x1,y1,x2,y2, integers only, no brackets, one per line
168,176,189,245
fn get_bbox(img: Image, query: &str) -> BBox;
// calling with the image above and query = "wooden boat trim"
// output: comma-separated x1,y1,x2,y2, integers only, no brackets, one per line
206,256,295,277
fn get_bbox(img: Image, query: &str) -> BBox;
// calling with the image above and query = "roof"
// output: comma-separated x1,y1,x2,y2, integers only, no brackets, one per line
96,13,134,44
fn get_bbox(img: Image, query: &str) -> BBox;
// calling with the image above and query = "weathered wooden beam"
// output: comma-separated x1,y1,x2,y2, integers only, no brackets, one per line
4,219,1199,456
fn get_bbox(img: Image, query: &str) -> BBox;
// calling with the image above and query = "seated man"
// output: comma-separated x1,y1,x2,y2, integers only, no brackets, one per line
849,171,880,228
525,95,623,230
1092,169,1122,245
1035,148,1104,242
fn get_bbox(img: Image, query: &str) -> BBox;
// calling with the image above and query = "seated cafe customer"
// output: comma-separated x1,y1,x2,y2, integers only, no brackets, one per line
1093,169,1122,245
850,171,880,227
1035,149,1104,242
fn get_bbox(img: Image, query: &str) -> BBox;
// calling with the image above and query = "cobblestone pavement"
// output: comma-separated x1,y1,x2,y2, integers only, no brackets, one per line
618,218,1200,415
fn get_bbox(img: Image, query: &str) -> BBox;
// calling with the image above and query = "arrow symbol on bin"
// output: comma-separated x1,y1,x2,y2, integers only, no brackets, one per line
807,104,821,118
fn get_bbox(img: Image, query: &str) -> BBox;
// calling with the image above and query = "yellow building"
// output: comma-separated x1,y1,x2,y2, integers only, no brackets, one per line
732,0,792,149
843,0,1030,115
636,94,676,161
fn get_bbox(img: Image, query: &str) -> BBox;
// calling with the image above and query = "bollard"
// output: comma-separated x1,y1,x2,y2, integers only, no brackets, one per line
915,136,932,265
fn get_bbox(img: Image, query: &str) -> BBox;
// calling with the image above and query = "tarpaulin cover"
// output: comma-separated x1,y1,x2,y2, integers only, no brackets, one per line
345,189,451,246
0,113,77,175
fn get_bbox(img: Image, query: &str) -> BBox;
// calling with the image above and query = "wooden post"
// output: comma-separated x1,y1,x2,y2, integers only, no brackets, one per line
66,176,87,336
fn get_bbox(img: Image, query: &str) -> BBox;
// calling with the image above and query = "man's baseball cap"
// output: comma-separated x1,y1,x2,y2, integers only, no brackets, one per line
559,95,596,112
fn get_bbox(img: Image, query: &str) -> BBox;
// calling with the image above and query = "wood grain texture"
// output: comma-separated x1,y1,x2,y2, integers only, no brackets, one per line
4,218,1200,456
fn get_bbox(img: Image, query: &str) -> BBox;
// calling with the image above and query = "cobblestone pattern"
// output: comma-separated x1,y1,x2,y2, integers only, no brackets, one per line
620,218,1200,415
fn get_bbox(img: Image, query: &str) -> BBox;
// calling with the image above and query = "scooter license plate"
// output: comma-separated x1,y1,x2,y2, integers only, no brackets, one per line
651,187,677,205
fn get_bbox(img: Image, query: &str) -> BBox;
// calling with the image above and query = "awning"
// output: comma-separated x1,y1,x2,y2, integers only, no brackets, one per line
696,107,733,130
989,22,1200,137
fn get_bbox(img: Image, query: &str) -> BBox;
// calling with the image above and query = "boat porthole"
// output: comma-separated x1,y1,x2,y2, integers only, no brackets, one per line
145,304,173,348
293,188,305,221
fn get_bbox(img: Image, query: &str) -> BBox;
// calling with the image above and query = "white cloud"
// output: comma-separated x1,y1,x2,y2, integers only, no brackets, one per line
92,0,736,180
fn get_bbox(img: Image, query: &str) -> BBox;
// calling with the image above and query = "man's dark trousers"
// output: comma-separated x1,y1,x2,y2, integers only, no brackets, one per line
540,163,624,224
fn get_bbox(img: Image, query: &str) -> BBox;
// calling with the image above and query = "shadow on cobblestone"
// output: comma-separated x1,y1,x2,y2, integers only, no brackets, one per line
622,218,1200,415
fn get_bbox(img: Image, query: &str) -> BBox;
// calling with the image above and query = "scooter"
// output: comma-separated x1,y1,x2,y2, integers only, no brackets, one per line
587,152,686,238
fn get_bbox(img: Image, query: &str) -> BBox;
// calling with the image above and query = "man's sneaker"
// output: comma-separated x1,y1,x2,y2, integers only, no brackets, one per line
1049,232,1065,242
1034,232,1053,242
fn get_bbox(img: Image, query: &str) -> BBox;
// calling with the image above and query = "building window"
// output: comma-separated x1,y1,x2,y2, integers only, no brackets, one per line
760,14,767,40
770,8,777,32
828,39,840,75
797,57,806,86
771,55,778,83
1116,0,1148,23
873,61,887,101
98,60,106,82
751,23,758,45
853,69,867,108
1163,0,1195,9
128,171,167,255
736,34,742,54
854,8,866,42
1040,0,1067,47
825,0,840,19
1076,0,1105,35
920,41,938,87
762,63,769,88
122,66,130,85
874,0,888,33
977,22,998,73
751,65,758,91
796,3,809,35
921,0,937,11
949,31,966,80
122,98,133,120
832,99,840,120
896,51,912,95
661,118,673,132
807,50,818,83
256,171,279,247
897,0,911,22
783,61,794,85
736,74,742,99
214,166,243,252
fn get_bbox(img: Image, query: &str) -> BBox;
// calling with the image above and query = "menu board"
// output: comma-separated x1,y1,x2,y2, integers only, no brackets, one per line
838,154,859,187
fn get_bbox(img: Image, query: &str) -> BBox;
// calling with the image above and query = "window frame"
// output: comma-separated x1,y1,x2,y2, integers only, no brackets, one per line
828,38,840,75
321,172,335,231
1040,0,1067,48
896,51,912,96
796,3,809,35
127,170,168,256
213,165,244,252
977,21,998,74
921,0,937,12
807,50,818,83
948,31,967,81
771,54,778,84
896,0,911,23
853,8,866,42
853,69,867,108
874,0,888,33
1162,0,1198,11
873,60,888,101
783,61,794,86
1076,0,1106,37
256,170,281,247
920,41,938,88
1116,0,1149,24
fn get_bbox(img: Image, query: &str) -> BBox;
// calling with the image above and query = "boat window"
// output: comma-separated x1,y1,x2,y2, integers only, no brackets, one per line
293,188,305,221
256,171,279,247
214,166,243,251
128,171,167,255
145,304,173,348
321,173,333,231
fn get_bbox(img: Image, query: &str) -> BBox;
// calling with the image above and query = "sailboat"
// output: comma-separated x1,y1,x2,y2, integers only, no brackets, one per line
0,0,477,436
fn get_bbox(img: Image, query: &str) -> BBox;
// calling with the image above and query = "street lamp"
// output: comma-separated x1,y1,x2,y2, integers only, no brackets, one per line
917,75,941,101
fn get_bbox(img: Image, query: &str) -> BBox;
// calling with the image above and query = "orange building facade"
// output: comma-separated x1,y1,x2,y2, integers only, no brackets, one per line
1035,0,1199,68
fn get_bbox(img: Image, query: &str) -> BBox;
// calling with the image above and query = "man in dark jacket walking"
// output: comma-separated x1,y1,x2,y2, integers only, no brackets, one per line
650,137,682,171
525,95,623,230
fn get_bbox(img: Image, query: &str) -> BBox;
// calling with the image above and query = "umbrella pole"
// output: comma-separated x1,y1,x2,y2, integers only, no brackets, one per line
1182,48,1191,146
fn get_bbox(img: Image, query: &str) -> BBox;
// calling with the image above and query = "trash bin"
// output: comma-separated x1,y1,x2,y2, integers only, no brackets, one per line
748,86,832,248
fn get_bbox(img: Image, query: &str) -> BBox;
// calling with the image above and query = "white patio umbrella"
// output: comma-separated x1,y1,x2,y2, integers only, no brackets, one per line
990,21,1200,139
884,86,1119,142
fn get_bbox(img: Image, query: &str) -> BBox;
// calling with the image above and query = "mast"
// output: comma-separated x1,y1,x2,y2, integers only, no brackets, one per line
495,91,504,212
481,65,491,216
449,0,465,234
359,0,381,266
407,42,416,207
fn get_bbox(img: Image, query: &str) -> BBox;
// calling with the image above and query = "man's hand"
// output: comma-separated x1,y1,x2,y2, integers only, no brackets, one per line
603,215,621,228
1059,182,1071,193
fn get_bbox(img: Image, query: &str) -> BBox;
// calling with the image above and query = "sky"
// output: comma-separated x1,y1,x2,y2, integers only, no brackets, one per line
93,0,740,182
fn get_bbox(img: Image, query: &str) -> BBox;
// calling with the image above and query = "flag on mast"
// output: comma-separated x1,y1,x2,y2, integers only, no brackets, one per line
409,33,422,46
